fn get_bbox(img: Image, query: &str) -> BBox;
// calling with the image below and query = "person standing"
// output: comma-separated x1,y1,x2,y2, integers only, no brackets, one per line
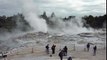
45,44,49,54
87,43,90,51
63,46,68,56
59,50,64,60
51,44,56,54
93,45,97,56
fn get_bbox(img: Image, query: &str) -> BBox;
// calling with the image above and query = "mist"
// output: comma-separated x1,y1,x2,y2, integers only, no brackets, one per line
48,17,93,35
20,0,93,35
21,0,48,33
0,0,94,41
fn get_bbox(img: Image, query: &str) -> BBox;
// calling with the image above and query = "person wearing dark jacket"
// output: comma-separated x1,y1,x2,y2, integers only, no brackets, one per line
51,44,56,54
68,57,72,60
87,43,90,51
45,44,49,54
93,45,97,56
59,50,64,60
63,46,68,56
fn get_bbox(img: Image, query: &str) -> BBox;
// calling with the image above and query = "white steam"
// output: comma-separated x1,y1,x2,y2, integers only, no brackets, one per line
21,0,47,33
48,17,92,34
21,0,92,35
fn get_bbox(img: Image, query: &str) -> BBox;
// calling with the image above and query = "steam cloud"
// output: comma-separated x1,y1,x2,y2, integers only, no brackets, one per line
21,0,92,35
21,0,48,33
48,17,92,35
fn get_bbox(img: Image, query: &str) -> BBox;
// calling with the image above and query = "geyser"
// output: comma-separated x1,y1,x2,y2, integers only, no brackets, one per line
22,0,48,33
21,0,92,35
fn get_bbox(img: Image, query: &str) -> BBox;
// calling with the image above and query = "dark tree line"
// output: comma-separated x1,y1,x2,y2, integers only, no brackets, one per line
0,14,31,32
40,11,106,29
63,16,75,21
0,12,106,33
82,14,106,29
40,12,76,27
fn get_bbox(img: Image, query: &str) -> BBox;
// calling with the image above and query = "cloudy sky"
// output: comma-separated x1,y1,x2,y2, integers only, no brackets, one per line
0,0,106,17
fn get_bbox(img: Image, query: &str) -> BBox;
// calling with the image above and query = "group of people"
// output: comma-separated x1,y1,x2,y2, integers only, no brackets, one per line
45,44,72,60
45,44,56,54
86,43,97,56
59,46,69,60
45,43,97,60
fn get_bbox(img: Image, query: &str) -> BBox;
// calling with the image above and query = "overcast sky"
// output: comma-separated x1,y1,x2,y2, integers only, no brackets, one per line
0,0,106,17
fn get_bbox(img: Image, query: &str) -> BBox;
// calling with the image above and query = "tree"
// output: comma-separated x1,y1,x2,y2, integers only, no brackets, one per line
51,12,55,18
82,14,106,29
